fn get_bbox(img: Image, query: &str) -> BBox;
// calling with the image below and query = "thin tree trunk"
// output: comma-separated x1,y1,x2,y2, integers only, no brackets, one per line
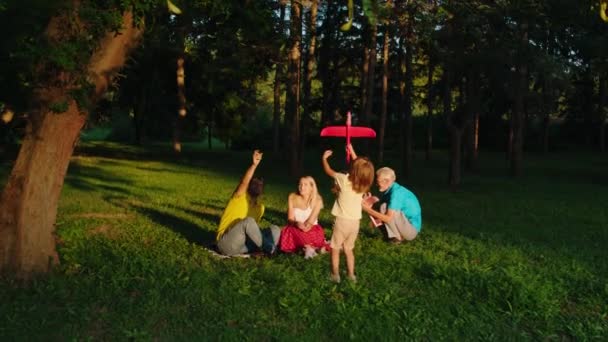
301,0,318,161
599,75,607,152
362,22,377,156
287,0,302,176
0,11,141,276
173,16,188,153
510,22,528,177
378,24,390,164
448,126,463,187
360,21,369,121
541,75,551,154
465,71,479,171
426,60,434,161
402,18,414,179
273,1,287,153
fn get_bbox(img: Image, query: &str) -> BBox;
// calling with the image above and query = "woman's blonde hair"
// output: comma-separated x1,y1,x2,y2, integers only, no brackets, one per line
348,157,375,193
299,176,320,207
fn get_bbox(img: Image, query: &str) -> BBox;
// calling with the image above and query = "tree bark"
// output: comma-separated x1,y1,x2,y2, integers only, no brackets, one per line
173,14,188,154
464,71,479,171
425,60,434,161
287,0,302,176
598,74,606,152
510,22,528,177
378,23,390,164
0,11,142,276
273,0,287,153
301,0,318,160
401,14,414,179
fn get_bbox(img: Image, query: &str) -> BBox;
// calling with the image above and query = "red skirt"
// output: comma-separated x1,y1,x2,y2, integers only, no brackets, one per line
279,224,329,253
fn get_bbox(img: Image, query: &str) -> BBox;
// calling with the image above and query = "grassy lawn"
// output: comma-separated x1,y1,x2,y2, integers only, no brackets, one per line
1,142,607,340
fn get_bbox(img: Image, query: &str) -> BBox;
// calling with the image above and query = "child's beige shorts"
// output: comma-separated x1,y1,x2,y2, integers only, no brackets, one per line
330,217,361,250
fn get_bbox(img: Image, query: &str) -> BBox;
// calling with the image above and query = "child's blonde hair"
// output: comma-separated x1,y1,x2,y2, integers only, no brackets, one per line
348,157,375,193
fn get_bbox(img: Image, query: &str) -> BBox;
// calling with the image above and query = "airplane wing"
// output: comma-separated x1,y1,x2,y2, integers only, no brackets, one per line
320,126,376,138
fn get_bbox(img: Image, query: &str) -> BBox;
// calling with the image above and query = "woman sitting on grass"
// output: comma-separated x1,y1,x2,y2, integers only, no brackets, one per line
279,176,329,258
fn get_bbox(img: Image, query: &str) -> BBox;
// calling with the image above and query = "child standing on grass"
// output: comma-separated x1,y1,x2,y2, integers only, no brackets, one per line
322,144,375,283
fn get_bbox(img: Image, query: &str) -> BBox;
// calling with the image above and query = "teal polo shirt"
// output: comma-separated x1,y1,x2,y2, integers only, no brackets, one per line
380,182,422,231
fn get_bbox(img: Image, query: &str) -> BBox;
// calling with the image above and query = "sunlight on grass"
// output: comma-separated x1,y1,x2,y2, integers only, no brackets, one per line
1,144,607,340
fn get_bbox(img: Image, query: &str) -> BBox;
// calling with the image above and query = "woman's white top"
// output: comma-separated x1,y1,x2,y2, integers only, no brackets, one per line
294,206,318,225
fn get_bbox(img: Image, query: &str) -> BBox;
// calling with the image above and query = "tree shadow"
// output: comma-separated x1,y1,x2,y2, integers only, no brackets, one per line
130,203,216,247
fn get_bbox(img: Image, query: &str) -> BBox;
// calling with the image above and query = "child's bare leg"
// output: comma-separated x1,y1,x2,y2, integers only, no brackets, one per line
344,248,355,279
330,247,340,281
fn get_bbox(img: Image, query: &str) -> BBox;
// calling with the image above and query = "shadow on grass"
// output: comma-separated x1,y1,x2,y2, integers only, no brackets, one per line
65,162,135,195
130,203,216,247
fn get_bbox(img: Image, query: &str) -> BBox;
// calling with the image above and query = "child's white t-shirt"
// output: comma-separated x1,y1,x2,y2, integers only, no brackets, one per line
331,173,363,220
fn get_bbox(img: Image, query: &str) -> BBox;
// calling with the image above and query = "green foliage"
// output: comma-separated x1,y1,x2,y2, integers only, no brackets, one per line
1,144,607,339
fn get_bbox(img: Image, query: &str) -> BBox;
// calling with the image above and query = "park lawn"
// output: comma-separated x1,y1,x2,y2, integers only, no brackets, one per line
1,143,607,340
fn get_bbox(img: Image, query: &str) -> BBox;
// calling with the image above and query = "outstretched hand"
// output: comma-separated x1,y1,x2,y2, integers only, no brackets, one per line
323,150,333,160
252,150,263,166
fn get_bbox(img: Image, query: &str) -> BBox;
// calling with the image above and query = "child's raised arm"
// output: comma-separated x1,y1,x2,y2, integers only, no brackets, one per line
322,150,336,178
347,143,358,160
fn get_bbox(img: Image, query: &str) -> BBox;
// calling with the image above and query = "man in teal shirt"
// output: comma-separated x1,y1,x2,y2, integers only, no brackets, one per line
362,167,421,243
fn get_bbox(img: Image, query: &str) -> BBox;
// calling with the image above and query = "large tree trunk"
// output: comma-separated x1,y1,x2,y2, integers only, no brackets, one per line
272,0,287,153
287,0,302,176
0,11,142,276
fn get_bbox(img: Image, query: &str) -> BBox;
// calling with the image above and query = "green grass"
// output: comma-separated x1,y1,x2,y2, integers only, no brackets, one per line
1,143,607,340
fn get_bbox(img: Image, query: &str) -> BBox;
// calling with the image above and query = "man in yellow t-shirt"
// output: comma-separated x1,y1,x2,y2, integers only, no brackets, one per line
216,150,280,256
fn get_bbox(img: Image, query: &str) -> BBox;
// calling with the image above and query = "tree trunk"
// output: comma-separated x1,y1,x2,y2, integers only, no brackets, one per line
425,60,434,161
464,71,479,171
319,0,338,125
448,126,463,187
378,24,390,164
287,0,302,176
273,1,287,153
360,21,369,121
401,20,414,179
598,74,607,152
362,21,377,156
510,23,528,177
0,11,141,276
173,16,188,154
301,0,318,161
541,75,551,154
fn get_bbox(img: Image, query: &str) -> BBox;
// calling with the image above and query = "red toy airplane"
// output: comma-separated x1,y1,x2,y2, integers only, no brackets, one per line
320,111,376,163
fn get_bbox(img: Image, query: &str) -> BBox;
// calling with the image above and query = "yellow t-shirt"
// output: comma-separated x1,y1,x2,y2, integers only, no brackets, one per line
331,173,363,220
216,193,264,240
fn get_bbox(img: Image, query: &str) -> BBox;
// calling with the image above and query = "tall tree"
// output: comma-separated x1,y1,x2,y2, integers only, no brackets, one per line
301,0,319,157
173,11,189,153
0,3,146,276
273,0,288,153
377,0,392,164
286,0,302,175
509,19,528,177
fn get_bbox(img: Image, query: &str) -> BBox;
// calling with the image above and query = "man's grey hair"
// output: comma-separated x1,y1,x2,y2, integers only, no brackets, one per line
376,167,396,182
